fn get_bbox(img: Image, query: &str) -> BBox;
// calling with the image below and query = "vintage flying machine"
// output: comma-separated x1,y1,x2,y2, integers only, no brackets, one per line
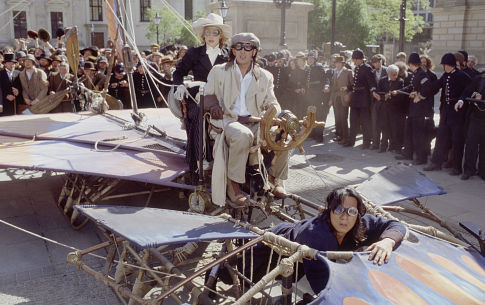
0,1,483,304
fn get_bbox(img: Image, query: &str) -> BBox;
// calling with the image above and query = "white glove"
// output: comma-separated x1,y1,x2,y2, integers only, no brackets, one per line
174,85,187,101
455,100,464,112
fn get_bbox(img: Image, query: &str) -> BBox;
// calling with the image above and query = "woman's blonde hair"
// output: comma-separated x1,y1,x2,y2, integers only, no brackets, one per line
201,26,228,48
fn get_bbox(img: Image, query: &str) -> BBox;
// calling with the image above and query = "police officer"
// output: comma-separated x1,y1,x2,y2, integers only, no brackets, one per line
423,53,471,174
267,52,288,107
289,52,311,118
307,50,327,141
133,61,161,108
455,74,485,180
344,49,377,148
395,53,434,165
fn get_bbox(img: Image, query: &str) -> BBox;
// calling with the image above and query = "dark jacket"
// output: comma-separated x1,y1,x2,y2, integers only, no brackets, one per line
377,76,407,114
133,71,160,108
430,69,471,125
460,74,485,119
401,67,435,118
270,214,406,294
0,68,23,115
348,63,377,108
173,45,228,98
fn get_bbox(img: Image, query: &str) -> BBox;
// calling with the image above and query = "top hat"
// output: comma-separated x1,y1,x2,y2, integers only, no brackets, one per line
27,30,39,39
38,28,51,42
2,53,17,64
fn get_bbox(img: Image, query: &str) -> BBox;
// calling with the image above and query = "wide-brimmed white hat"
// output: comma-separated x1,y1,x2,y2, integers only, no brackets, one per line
192,13,231,38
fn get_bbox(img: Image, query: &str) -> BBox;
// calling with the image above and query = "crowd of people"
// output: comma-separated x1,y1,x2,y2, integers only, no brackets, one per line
0,30,186,114
0,16,484,183
258,48,483,182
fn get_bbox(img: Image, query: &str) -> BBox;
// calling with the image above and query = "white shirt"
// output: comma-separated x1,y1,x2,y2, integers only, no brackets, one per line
206,45,221,66
232,60,252,116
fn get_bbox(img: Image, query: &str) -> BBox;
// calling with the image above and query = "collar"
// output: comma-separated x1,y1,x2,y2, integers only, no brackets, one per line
206,45,221,55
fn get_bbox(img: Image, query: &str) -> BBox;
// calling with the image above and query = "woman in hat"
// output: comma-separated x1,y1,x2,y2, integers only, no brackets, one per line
173,13,231,176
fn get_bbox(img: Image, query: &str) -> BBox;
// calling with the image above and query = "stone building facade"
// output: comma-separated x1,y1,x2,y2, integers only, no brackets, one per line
0,0,209,49
431,0,485,65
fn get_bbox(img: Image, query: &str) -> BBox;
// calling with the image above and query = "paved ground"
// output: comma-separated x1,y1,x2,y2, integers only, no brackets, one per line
0,105,484,304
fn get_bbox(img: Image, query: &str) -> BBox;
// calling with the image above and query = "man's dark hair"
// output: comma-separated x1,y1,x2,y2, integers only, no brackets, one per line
321,187,367,246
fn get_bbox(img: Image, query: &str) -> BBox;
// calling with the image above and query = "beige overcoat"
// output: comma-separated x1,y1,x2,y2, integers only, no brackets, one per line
204,62,282,206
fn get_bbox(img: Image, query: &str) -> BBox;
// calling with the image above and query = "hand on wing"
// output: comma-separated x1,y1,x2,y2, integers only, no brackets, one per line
366,238,395,265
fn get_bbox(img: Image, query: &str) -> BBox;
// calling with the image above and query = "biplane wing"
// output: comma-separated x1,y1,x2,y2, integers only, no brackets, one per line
75,206,258,249
355,163,447,206
0,109,191,189
312,230,485,305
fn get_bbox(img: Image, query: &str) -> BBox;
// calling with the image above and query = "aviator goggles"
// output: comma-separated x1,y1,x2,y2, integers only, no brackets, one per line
204,29,221,37
333,205,359,217
232,42,256,52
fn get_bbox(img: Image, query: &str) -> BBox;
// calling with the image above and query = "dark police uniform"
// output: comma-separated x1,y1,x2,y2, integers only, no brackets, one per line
173,45,228,173
133,69,160,108
459,75,485,180
399,67,435,164
307,61,327,140
288,65,311,118
376,76,405,152
108,73,131,109
346,63,377,147
426,68,471,172
267,64,289,109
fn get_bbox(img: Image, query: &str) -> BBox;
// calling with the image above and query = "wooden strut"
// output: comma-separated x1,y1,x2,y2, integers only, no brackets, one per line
154,235,265,303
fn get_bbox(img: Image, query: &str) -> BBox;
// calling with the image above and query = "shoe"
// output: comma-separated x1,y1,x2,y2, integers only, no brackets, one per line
449,168,462,176
361,143,370,149
423,163,441,171
442,161,453,169
338,139,347,145
395,154,412,161
460,173,471,180
226,179,248,207
379,146,387,153
269,176,287,199
333,136,342,142
413,159,426,165
272,185,287,199
343,142,354,147
370,145,379,150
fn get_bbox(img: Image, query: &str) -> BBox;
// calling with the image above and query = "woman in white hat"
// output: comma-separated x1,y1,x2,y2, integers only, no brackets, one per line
173,13,231,177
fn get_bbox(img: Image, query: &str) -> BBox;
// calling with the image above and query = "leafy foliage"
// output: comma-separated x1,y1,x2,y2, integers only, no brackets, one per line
145,7,183,46
307,0,428,50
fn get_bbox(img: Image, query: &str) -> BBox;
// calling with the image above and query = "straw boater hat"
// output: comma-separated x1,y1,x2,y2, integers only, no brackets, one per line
192,13,231,38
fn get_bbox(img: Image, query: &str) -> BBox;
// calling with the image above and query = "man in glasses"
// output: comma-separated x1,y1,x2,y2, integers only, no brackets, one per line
204,32,288,207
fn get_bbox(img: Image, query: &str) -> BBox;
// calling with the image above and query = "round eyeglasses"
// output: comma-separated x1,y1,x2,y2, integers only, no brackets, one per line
204,29,221,37
233,42,256,52
333,205,359,217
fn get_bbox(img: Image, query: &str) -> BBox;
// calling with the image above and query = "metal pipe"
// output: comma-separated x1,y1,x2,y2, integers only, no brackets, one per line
198,87,205,186
154,235,265,302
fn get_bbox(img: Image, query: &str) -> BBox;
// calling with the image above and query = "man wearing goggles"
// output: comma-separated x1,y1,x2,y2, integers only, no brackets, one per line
204,32,289,207
213,187,406,299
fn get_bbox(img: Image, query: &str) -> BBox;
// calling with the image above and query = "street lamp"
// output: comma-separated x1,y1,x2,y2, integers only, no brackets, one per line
218,0,229,23
273,0,295,48
154,12,161,45
90,23,94,46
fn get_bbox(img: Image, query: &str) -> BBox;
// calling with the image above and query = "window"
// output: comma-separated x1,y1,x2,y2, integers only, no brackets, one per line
51,12,63,36
13,11,27,39
140,0,151,22
90,0,103,21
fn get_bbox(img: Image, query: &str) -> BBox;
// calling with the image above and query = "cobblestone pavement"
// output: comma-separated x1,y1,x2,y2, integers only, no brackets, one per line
1,106,484,304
